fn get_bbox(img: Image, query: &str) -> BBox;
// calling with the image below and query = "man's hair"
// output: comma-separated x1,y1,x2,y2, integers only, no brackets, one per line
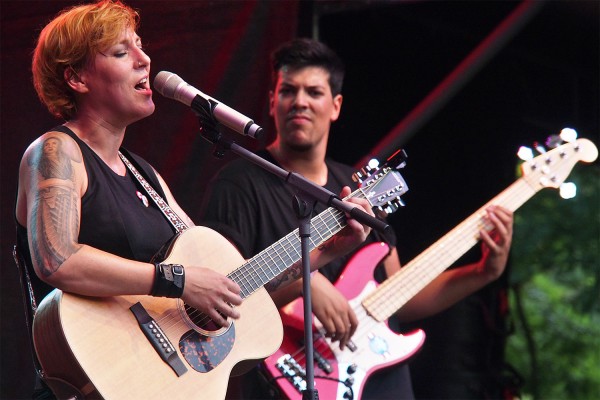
270,38,345,96
32,0,139,120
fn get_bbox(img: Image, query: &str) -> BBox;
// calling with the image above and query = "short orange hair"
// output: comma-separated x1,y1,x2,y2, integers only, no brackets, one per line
32,0,139,120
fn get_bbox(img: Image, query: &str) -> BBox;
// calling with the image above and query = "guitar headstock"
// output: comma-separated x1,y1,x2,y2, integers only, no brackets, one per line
519,131,598,193
353,149,409,215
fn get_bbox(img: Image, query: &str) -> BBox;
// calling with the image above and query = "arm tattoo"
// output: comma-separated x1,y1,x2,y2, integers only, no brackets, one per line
264,241,333,292
29,137,82,277
265,264,303,292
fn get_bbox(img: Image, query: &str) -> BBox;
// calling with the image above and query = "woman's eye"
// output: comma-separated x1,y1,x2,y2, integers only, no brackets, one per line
114,52,128,58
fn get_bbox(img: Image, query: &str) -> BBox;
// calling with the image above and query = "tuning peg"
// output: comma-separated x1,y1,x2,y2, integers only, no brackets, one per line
559,127,578,143
352,171,366,183
377,197,406,214
559,182,577,199
368,159,380,170
517,146,534,161
392,198,406,209
352,159,380,183
545,134,563,149
534,141,547,154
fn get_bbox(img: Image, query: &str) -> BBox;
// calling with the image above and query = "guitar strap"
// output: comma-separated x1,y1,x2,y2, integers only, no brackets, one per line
118,151,189,234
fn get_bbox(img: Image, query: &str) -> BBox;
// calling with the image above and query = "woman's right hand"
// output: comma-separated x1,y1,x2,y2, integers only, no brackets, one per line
181,266,243,327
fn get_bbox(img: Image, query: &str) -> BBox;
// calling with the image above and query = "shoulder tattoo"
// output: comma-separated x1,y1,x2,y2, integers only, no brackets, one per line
29,136,82,276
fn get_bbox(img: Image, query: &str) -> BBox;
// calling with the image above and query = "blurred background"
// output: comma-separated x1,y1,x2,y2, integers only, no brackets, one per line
2,1,598,399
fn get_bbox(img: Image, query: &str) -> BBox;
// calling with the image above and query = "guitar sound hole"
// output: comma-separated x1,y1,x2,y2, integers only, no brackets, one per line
183,303,231,336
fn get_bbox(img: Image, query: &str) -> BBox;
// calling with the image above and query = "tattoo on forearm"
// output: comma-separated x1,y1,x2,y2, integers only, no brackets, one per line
265,241,334,291
265,264,303,292
317,242,333,252
29,136,82,276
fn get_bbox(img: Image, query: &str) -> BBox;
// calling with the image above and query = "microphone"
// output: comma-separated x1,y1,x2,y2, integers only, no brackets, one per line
153,71,263,139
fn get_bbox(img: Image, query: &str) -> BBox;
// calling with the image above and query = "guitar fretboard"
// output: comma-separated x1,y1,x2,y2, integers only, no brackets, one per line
228,189,365,298
363,177,536,321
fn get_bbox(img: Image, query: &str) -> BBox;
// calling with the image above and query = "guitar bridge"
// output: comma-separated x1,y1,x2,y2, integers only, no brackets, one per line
130,302,188,377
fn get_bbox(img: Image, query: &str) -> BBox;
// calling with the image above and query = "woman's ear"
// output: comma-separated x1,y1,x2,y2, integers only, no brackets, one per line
64,67,89,93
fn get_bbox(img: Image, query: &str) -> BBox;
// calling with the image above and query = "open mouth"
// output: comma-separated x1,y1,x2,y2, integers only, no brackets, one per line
135,77,149,91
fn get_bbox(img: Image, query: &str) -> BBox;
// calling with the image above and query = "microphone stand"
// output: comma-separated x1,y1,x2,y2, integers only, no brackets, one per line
202,128,388,400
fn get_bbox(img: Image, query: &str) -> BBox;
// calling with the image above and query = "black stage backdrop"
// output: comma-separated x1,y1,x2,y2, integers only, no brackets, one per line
1,1,598,399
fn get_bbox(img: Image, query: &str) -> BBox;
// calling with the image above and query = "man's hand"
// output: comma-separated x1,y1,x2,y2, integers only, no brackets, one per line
331,186,374,254
310,272,357,350
479,205,513,280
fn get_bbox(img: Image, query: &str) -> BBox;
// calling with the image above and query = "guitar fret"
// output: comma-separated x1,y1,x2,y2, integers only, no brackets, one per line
246,261,263,290
225,185,399,301
228,208,348,299
363,178,539,321
279,245,295,268
270,244,289,267
286,236,303,263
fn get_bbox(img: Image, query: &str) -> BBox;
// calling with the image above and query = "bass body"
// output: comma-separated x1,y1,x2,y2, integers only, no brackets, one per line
263,242,425,400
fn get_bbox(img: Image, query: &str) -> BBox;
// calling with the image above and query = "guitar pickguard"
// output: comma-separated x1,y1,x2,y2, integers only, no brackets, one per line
179,325,236,373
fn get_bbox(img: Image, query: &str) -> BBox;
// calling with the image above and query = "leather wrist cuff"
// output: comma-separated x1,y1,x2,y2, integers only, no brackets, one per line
151,263,185,298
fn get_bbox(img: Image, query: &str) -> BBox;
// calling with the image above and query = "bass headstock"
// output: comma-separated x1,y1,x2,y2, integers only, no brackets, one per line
518,129,598,194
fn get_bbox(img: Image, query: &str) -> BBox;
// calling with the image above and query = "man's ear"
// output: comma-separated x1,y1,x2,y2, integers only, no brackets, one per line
268,90,275,117
330,94,343,122
64,67,89,93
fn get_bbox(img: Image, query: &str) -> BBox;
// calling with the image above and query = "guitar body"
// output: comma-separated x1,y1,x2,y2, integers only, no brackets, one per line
263,242,425,400
32,227,283,400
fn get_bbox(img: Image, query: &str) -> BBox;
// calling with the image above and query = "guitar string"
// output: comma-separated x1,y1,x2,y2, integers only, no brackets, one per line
268,181,530,376
173,208,349,342
154,188,365,337
158,167,407,345
363,178,536,320
270,300,379,375
177,206,349,335
158,209,344,338
268,146,578,381
364,146,572,319
154,144,564,331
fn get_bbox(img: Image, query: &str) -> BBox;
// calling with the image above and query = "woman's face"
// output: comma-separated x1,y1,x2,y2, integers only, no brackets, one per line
76,27,154,127
42,137,60,157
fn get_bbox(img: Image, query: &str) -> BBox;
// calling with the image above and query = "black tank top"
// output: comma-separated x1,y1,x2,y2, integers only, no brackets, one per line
16,125,177,301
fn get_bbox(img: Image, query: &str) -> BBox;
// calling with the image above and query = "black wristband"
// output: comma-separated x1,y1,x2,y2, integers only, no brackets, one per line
151,263,185,298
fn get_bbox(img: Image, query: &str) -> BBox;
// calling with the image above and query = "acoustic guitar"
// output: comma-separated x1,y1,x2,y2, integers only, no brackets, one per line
32,155,410,399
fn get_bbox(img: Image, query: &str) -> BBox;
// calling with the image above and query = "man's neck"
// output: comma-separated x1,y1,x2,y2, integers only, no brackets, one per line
267,145,328,186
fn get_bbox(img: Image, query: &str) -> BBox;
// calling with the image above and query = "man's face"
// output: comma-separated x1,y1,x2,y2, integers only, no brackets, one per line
270,66,342,152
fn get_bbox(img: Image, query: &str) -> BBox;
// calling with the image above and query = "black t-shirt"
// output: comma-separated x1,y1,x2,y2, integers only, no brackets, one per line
200,150,395,282
199,150,414,399
16,125,176,303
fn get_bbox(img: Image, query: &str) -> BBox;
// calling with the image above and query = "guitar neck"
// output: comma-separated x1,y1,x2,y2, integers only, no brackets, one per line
229,195,357,299
363,177,537,321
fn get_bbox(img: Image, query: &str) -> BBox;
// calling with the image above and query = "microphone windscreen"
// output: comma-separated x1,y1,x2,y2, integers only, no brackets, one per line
153,71,183,99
